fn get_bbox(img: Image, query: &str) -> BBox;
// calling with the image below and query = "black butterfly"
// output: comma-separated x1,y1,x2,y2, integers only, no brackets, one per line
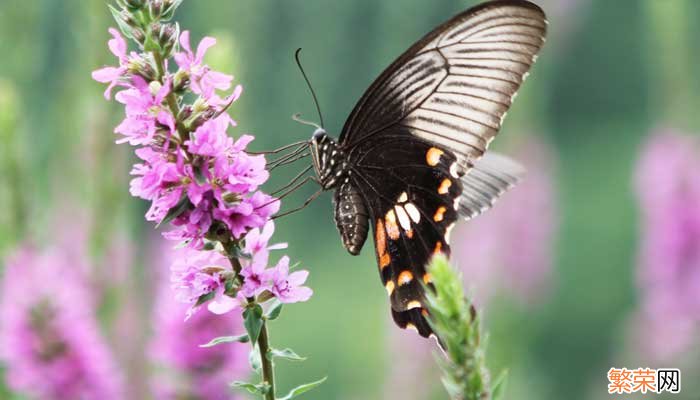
293,0,547,340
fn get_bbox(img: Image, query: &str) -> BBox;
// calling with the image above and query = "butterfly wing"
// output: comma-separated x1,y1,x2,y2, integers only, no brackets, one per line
339,0,547,338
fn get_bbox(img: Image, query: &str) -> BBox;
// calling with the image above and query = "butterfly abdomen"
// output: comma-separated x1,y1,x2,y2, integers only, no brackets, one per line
333,183,369,255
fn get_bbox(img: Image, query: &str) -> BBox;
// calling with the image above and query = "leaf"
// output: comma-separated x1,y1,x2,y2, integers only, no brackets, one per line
265,300,283,320
108,5,135,40
194,291,215,307
156,194,190,228
243,304,264,345
248,347,262,373
200,334,249,348
269,348,306,362
231,381,267,395
491,370,509,400
278,377,327,400
161,0,185,20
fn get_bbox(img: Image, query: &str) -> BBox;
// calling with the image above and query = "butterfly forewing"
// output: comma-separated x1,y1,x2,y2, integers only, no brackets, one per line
341,0,546,173
330,0,546,340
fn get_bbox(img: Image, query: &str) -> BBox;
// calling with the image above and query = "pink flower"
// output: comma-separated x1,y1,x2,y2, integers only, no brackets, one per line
268,256,312,304
214,191,280,238
631,130,700,361
174,31,233,99
92,28,129,99
0,246,124,400
150,240,247,400
244,221,288,266
453,137,558,305
114,77,173,145
239,259,273,298
186,114,235,157
170,248,241,318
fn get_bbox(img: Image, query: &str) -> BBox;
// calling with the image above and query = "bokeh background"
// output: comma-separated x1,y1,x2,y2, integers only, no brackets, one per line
1,0,699,399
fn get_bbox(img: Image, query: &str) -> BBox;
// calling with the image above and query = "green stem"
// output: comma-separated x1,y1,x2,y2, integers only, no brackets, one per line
151,50,189,141
257,322,276,399
225,242,276,400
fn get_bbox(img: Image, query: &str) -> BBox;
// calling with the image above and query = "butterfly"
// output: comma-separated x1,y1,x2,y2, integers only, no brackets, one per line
297,0,547,340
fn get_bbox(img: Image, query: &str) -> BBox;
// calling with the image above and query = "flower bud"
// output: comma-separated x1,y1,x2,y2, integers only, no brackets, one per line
157,23,179,58
126,0,145,8
127,57,157,81
172,69,190,93
222,192,242,207
148,0,164,19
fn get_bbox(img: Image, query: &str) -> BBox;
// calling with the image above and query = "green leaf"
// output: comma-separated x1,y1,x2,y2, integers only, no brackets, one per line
265,300,283,320
156,195,190,228
161,0,185,20
194,291,215,307
108,5,135,39
491,370,509,400
200,334,249,348
278,377,327,400
231,381,267,395
248,347,262,373
243,304,264,345
269,348,306,362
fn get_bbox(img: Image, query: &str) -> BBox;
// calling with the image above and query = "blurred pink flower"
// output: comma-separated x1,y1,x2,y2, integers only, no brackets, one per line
151,242,248,400
0,246,124,400
632,130,700,361
452,137,559,306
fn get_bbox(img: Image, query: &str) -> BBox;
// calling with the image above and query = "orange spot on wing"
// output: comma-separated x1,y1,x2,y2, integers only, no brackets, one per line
405,229,414,239
423,273,432,284
434,241,443,255
421,308,429,317
385,209,400,240
438,178,452,195
398,270,413,286
426,147,444,166
433,206,447,222
375,219,386,256
380,253,391,270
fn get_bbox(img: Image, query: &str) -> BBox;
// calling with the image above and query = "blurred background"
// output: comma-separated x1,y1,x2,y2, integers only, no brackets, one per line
1,0,699,399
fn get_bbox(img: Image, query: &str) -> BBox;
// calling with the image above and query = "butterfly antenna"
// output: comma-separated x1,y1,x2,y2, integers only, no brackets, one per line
295,48,325,129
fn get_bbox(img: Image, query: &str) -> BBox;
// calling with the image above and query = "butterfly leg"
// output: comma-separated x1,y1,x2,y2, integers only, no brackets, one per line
272,188,323,220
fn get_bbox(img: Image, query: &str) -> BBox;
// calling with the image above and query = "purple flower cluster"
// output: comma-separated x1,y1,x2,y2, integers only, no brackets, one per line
150,241,248,400
93,28,278,250
452,137,558,306
93,19,312,319
632,131,700,361
0,246,124,399
171,221,312,318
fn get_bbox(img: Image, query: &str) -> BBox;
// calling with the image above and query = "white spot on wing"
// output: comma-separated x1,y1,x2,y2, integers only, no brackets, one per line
394,205,412,231
404,203,421,223
397,192,408,203
444,223,456,245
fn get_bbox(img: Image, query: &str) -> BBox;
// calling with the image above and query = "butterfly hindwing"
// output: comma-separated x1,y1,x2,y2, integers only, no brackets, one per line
348,134,461,337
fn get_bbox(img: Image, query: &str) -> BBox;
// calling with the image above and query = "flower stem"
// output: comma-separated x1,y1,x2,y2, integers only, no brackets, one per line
257,322,276,399
225,244,276,400
151,50,189,141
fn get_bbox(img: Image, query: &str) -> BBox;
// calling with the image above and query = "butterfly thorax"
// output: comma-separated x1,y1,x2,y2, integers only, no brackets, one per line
309,128,369,255
310,129,349,190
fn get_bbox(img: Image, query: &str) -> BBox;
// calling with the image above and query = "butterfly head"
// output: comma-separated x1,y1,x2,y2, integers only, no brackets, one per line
310,128,347,190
